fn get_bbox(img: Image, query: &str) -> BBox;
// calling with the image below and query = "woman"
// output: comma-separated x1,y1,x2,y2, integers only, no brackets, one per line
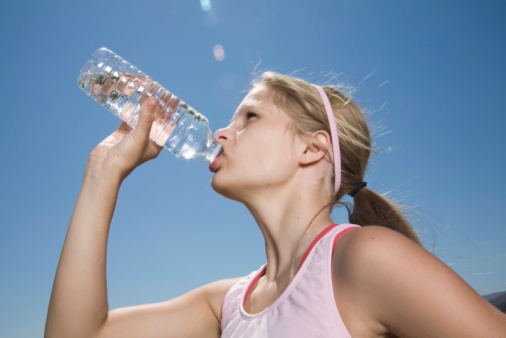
46,72,506,337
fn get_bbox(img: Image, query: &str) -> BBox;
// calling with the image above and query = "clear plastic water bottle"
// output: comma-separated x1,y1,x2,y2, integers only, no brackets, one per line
78,47,222,163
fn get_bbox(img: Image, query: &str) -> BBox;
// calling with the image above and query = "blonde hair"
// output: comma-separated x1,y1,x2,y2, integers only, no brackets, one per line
253,71,421,245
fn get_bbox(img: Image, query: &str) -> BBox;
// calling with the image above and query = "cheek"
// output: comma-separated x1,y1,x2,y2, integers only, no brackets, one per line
250,135,297,176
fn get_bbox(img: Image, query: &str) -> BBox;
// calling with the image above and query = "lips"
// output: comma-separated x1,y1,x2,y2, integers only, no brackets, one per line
209,149,224,173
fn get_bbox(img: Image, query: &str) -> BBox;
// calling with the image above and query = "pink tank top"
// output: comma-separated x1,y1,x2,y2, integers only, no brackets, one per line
221,224,360,338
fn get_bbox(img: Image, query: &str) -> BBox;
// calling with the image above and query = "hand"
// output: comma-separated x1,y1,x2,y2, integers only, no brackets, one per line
85,98,163,182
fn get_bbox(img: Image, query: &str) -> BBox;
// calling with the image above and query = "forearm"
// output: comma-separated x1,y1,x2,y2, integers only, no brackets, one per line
46,172,122,338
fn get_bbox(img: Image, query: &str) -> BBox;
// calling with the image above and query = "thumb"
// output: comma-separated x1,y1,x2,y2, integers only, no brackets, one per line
133,98,157,141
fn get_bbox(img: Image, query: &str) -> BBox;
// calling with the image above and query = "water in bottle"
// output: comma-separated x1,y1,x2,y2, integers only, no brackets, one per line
77,47,222,163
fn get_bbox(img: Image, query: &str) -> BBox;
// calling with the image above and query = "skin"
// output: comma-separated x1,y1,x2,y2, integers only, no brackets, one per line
46,90,506,338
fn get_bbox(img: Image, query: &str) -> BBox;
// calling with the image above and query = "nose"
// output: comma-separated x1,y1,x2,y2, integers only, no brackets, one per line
214,126,234,142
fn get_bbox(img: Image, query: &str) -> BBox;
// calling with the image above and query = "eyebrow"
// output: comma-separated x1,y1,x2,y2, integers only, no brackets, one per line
229,102,257,123
229,92,264,123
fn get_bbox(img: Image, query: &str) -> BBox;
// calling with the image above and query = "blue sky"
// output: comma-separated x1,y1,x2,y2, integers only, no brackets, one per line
1,0,505,336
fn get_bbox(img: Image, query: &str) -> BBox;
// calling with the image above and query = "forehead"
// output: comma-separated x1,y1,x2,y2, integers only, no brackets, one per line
232,86,278,120
238,88,264,110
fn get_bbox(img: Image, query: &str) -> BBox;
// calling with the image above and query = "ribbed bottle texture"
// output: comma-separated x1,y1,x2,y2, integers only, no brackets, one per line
77,47,222,163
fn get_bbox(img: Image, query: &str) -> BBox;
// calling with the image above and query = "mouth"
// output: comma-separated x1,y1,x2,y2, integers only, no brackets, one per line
209,149,224,173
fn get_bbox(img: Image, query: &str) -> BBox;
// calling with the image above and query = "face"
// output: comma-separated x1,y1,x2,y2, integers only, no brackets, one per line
210,87,305,202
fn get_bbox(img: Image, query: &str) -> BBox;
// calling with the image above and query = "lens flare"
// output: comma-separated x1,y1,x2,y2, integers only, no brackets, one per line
200,0,211,11
213,44,225,61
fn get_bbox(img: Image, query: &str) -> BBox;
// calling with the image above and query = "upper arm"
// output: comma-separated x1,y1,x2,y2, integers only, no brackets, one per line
334,226,506,338
96,278,240,338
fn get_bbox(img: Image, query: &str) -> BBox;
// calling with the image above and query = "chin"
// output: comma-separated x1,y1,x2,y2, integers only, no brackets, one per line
211,175,245,202
210,174,229,196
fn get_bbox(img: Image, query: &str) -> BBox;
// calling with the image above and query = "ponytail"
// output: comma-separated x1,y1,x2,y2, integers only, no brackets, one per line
349,188,422,245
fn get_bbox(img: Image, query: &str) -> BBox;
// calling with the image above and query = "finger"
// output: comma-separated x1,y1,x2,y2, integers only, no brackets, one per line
106,122,130,143
101,122,130,145
117,122,130,133
133,98,157,142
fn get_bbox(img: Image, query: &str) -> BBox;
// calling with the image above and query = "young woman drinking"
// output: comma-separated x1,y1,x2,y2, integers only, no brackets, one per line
46,72,506,337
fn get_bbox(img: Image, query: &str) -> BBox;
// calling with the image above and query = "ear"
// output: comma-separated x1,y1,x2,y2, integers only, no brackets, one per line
299,130,331,165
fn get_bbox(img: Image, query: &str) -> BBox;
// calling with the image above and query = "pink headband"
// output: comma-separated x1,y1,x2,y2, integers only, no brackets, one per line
311,85,341,195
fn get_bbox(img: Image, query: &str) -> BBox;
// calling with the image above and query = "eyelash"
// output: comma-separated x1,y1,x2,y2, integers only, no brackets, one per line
246,112,257,119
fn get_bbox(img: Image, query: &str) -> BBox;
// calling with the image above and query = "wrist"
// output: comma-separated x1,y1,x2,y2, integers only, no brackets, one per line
83,158,125,187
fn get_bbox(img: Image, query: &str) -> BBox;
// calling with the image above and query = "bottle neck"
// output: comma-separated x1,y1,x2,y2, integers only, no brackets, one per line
204,140,222,163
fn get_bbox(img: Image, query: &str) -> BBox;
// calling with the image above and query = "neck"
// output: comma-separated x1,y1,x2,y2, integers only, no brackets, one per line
244,185,333,283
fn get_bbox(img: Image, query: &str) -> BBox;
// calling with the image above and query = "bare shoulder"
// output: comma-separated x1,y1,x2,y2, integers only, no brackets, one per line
334,225,422,264
332,226,506,338
200,277,242,322
332,225,424,282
